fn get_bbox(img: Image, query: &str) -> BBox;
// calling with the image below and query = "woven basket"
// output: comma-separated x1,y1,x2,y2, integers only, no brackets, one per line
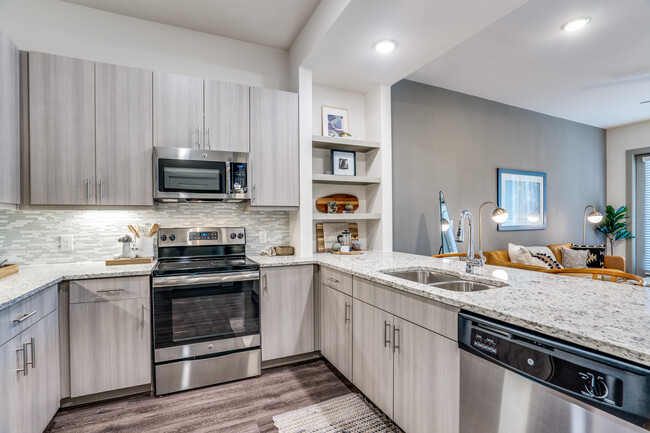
274,246,295,256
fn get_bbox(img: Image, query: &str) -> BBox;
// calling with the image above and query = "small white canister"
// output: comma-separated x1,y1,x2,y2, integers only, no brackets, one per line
136,237,155,258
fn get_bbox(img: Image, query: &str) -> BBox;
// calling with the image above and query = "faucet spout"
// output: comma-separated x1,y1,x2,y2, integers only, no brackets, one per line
457,210,484,274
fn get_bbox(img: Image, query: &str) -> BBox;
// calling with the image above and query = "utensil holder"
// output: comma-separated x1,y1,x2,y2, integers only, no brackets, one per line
136,238,155,258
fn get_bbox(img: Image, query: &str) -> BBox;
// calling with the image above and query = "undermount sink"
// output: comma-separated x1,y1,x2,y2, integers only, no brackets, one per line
429,280,494,292
382,270,457,285
382,270,497,292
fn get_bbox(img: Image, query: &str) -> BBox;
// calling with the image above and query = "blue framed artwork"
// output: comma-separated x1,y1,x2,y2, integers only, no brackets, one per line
497,168,547,231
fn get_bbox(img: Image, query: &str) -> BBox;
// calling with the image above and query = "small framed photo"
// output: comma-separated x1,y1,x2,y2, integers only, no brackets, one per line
322,106,349,137
331,149,356,176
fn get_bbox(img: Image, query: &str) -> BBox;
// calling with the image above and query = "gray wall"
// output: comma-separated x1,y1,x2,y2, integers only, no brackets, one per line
392,80,606,256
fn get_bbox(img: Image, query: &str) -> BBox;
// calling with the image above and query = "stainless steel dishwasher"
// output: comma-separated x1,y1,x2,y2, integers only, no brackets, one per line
458,312,650,433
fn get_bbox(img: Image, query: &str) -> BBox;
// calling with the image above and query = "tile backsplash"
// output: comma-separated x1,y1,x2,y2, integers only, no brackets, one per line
0,202,289,264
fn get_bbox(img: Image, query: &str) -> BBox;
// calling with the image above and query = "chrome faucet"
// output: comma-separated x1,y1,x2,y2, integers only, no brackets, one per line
456,210,484,274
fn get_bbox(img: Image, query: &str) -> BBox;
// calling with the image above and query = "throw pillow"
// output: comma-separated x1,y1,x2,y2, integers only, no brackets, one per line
570,244,606,268
530,252,563,270
526,246,559,262
508,243,533,265
561,246,589,269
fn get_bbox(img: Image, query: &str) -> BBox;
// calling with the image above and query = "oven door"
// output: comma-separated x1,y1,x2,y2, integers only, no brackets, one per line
152,271,260,363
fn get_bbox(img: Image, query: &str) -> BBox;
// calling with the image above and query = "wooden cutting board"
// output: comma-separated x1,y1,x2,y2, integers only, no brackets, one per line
315,194,359,213
0,264,18,279
106,257,153,266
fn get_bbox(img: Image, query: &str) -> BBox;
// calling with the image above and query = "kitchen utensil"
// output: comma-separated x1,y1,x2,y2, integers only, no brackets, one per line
148,223,160,237
316,194,359,214
116,235,133,259
337,230,352,248
0,259,7,268
136,237,155,258
128,224,140,239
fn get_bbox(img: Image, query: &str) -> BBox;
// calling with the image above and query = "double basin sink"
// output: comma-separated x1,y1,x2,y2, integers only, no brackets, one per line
382,270,496,292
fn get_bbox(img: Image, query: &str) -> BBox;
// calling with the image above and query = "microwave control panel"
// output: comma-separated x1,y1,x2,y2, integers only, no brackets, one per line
230,162,248,194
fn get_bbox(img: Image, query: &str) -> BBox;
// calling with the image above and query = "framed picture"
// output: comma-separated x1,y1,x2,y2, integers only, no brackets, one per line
331,150,356,176
497,168,547,231
322,106,349,137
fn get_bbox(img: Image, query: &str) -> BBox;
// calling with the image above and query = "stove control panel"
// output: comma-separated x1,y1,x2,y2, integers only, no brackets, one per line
158,227,246,247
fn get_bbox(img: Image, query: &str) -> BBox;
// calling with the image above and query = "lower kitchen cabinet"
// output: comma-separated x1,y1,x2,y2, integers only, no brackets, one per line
393,317,459,433
352,298,394,418
320,284,352,380
260,265,314,361
0,306,59,433
69,277,150,397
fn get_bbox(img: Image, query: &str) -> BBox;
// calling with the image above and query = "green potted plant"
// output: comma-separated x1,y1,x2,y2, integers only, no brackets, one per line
597,205,634,255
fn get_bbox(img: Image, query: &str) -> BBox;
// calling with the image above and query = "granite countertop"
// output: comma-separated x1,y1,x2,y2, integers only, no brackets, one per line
250,251,650,367
0,262,155,311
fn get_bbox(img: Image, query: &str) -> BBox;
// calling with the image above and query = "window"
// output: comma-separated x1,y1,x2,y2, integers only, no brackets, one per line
635,155,650,275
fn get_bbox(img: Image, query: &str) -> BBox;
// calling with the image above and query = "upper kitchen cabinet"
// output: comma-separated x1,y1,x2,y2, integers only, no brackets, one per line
29,52,95,205
95,63,153,205
0,31,20,205
204,80,250,152
250,87,299,207
153,72,204,149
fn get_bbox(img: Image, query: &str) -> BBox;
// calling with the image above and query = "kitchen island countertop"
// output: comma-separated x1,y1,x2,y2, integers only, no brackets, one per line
250,251,650,368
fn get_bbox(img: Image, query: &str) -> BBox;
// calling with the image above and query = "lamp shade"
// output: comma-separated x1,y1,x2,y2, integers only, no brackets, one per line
587,211,603,224
491,207,509,223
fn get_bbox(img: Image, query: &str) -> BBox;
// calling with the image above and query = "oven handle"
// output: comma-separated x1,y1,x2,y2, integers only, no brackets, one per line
152,271,260,288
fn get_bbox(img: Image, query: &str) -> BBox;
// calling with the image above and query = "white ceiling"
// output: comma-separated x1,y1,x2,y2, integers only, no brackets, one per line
303,0,528,94
407,0,650,128
61,0,320,50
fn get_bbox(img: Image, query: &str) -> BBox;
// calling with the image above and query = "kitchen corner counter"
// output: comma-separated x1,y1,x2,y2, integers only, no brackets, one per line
0,261,155,311
250,251,650,368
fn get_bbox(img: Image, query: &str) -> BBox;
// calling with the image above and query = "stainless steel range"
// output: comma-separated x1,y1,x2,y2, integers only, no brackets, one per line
151,227,260,396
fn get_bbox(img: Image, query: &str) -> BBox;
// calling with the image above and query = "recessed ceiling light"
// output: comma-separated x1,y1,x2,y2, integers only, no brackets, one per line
374,39,397,54
562,17,591,32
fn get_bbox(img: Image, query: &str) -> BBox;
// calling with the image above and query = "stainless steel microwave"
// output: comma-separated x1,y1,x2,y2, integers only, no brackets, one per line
153,147,250,202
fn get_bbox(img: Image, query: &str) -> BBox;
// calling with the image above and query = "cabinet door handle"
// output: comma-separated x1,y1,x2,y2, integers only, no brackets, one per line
13,311,36,323
384,320,391,347
16,342,28,376
252,185,256,203
97,288,124,295
141,304,145,328
86,178,90,202
99,178,104,201
263,274,268,291
327,277,340,284
206,127,210,149
27,337,35,369
344,302,351,323
196,126,200,148
393,326,400,353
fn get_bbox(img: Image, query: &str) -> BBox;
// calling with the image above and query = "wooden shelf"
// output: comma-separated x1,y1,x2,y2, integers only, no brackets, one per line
312,174,381,185
313,212,381,222
312,135,380,152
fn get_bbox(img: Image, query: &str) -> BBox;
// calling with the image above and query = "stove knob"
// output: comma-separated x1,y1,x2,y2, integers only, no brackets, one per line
238,233,244,239
230,233,237,239
584,374,608,399
160,234,167,241
169,234,176,241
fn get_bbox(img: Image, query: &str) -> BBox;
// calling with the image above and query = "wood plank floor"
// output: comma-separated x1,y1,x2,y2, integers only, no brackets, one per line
45,359,356,433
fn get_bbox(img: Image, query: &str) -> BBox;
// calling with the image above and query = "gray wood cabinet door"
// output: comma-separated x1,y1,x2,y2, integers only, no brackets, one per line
0,329,28,432
29,52,96,205
320,285,352,381
250,87,299,207
153,72,204,149
204,80,249,152
69,278,150,397
393,317,460,433
0,31,20,205
352,298,394,418
96,63,153,205
28,310,61,433
260,265,314,361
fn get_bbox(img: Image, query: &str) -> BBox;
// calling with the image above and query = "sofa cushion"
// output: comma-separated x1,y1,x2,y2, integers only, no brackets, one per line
527,246,558,262
508,243,533,265
530,252,563,269
570,244,606,268
561,246,589,268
